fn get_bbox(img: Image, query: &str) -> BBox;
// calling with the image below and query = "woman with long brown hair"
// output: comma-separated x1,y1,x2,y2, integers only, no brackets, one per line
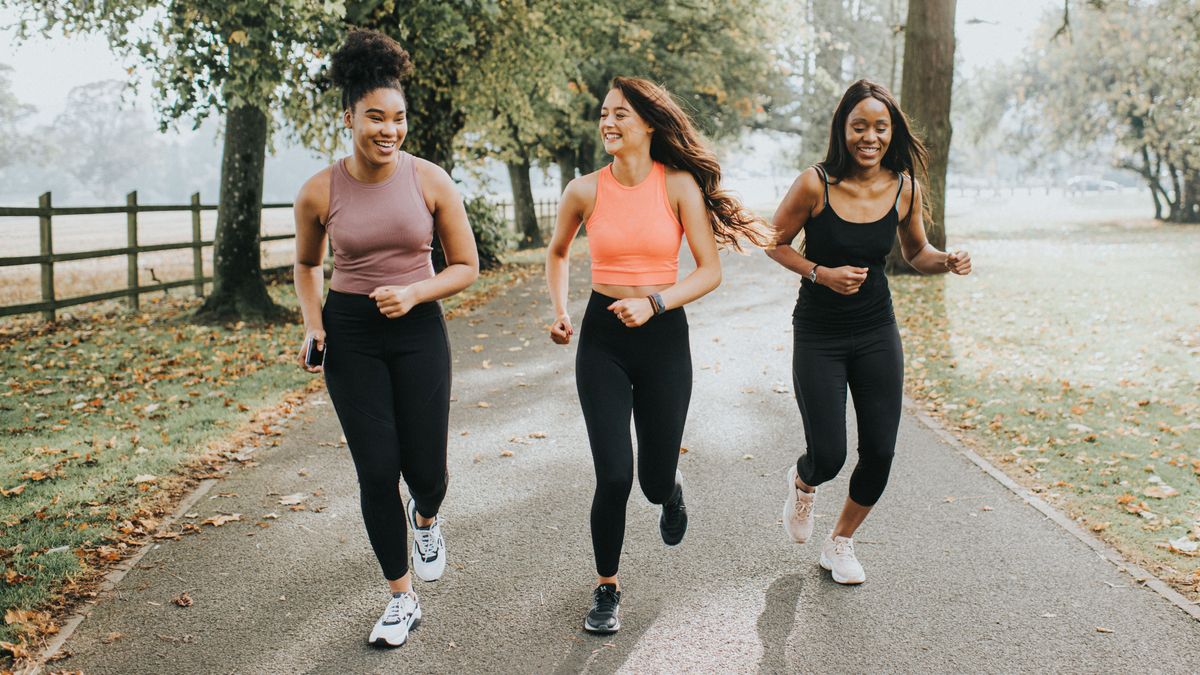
546,76,768,633
768,79,970,584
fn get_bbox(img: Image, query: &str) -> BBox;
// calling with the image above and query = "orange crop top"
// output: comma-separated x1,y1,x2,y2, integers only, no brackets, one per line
586,162,684,285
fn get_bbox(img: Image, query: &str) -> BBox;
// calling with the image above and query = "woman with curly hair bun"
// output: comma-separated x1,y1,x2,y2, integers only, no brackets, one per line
546,76,770,634
292,29,478,647
768,79,970,585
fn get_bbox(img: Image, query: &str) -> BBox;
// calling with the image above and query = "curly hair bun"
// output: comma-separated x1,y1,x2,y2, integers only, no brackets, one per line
330,29,413,109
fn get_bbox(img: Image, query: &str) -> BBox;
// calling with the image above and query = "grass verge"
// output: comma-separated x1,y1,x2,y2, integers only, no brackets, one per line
894,197,1199,602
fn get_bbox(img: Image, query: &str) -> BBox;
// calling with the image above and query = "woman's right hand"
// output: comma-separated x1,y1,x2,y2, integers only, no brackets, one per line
817,265,869,295
549,314,574,345
299,328,326,372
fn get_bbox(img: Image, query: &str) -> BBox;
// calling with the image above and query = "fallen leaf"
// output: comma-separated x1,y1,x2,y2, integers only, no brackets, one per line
1167,537,1199,555
742,454,754,460
528,431,547,439
0,483,27,497
500,450,514,458
132,474,157,484
201,513,241,527
100,631,124,644
1095,626,1113,634
477,402,491,408
173,592,194,607
278,494,306,506
1144,485,1179,499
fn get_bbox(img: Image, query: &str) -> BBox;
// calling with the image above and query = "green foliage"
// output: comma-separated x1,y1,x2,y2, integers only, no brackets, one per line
432,195,513,272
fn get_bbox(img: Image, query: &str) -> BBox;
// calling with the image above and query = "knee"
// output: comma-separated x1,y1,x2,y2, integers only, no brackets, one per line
595,468,634,501
358,473,401,502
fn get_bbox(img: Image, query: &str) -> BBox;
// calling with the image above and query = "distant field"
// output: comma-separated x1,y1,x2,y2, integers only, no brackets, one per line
0,207,297,308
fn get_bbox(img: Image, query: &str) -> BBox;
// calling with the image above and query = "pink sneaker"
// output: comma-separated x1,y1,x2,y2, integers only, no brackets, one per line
783,465,816,543
819,534,866,584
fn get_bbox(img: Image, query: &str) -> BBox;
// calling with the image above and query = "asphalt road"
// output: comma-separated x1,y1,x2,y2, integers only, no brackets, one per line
58,251,1200,673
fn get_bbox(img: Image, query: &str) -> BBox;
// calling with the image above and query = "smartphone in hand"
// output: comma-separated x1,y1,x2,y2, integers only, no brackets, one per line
304,337,326,368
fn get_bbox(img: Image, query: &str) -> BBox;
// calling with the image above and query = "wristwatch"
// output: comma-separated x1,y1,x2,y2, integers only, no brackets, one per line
808,265,820,283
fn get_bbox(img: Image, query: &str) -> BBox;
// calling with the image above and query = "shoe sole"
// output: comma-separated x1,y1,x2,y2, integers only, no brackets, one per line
583,618,620,634
818,553,865,585
407,502,445,582
370,609,422,647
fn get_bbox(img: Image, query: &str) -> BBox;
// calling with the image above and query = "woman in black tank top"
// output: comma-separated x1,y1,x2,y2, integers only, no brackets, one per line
765,79,972,585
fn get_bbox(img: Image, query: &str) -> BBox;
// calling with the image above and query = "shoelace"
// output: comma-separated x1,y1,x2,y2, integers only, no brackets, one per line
593,586,619,613
833,538,855,559
792,488,813,520
413,521,441,561
383,594,414,625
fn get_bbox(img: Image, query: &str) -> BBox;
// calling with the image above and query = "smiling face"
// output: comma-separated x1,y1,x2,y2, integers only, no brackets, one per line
844,96,892,170
599,89,653,157
344,87,407,166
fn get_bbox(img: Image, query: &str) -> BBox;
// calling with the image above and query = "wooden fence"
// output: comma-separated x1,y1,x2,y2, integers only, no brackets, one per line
0,192,557,322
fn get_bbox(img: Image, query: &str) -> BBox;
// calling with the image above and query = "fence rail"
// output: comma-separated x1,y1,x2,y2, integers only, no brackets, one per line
0,192,556,322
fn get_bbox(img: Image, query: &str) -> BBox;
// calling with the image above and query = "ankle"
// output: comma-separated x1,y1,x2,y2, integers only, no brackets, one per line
415,513,435,528
794,478,814,494
388,573,414,595
596,576,620,591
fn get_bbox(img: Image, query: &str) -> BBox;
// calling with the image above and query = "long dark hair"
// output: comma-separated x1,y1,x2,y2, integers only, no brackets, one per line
610,77,770,251
329,29,414,112
820,79,928,221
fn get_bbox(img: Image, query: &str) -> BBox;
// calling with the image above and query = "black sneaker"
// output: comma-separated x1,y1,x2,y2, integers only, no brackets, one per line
659,469,687,546
583,583,621,633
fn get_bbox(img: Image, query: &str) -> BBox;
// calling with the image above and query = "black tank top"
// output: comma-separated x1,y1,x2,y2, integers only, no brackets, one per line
793,165,905,333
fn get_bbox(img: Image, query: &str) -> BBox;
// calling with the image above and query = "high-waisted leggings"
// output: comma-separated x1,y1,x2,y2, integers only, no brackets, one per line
322,290,451,581
792,320,903,507
576,291,692,578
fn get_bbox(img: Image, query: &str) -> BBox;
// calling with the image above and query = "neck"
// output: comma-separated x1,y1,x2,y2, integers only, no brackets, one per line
846,162,885,183
610,151,654,187
346,152,399,184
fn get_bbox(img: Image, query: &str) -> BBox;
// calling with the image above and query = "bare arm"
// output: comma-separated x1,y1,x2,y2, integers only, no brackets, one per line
896,178,972,275
765,168,869,295
293,169,331,372
369,160,480,318
659,170,721,309
545,177,588,344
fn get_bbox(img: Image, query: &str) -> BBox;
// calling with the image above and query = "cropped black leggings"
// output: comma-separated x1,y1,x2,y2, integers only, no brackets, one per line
792,320,903,507
322,290,451,581
577,291,692,578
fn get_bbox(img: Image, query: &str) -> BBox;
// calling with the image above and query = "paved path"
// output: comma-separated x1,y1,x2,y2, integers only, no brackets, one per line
58,252,1200,673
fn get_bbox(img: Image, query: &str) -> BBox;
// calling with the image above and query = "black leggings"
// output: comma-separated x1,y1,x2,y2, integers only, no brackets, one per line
576,291,692,577
791,320,903,507
322,290,451,581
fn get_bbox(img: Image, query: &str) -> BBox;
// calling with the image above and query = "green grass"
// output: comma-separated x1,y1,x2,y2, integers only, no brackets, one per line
894,197,1200,598
0,255,543,654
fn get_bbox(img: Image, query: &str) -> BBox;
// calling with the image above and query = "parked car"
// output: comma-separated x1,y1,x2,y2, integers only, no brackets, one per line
1066,175,1121,192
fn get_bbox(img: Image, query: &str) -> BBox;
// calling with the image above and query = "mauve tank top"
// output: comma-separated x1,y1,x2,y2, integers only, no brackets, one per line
326,151,435,295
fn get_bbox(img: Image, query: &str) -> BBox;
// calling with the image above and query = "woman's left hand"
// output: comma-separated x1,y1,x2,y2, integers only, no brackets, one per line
946,250,972,275
370,285,419,318
608,298,655,328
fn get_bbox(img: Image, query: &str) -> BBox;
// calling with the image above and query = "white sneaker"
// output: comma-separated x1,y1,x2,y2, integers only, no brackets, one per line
407,499,446,582
368,591,421,647
819,534,866,584
783,465,816,543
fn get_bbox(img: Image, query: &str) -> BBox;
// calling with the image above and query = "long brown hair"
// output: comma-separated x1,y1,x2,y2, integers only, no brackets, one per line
821,79,929,223
610,77,770,250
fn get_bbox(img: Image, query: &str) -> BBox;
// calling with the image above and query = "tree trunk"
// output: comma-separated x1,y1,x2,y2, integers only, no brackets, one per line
194,104,283,322
887,0,957,275
576,132,597,176
508,156,541,249
556,146,576,194
1179,171,1200,223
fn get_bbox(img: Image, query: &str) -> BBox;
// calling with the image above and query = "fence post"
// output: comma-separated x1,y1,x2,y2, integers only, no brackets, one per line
191,192,204,297
127,191,139,310
38,192,55,322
